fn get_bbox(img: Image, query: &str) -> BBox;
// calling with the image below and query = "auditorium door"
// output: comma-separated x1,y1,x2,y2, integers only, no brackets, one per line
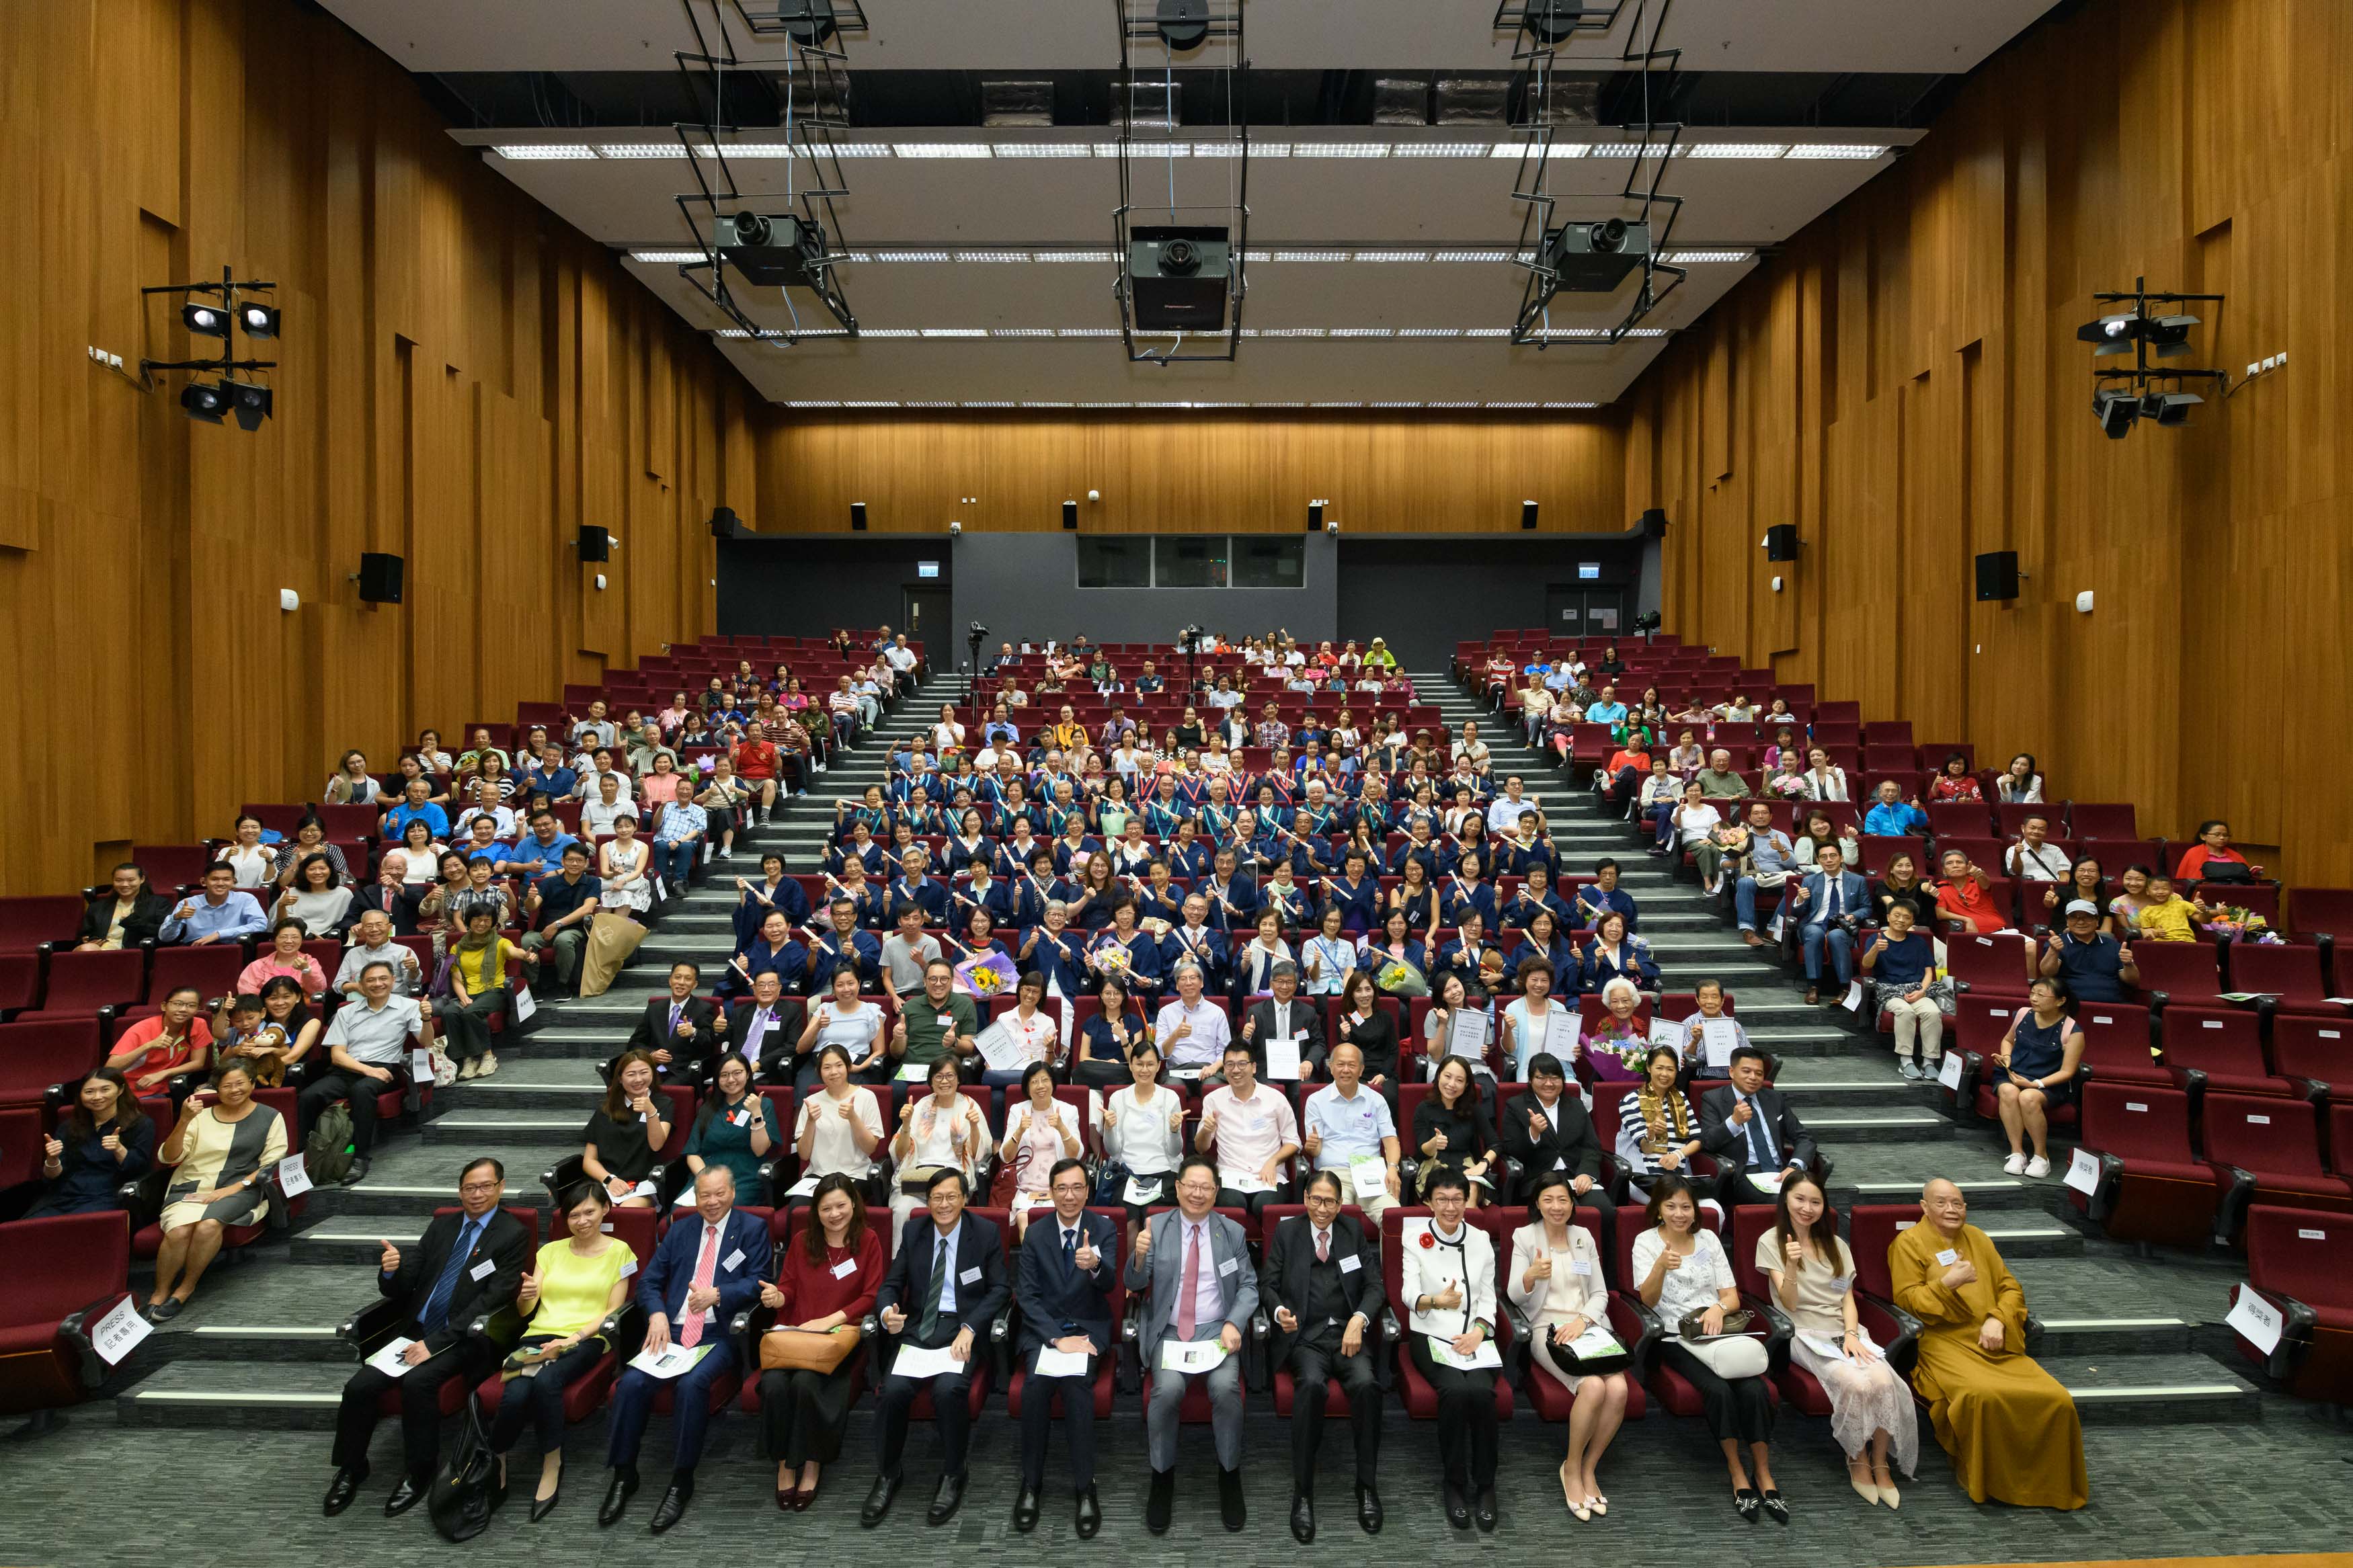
1544,585,1624,641
902,587,952,661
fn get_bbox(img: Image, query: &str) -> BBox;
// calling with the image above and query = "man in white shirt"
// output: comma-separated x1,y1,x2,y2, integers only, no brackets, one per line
335,909,423,996
884,634,919,676
1153,963,1232,1082
2006,815,2071,881
1195,1044,1301,1214
1302,1044,1401,1223
581,773,631,838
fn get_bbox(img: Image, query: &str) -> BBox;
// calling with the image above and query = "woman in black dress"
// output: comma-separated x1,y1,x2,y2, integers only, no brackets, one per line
581,1049,670,1206
1333,969,1402,1104
1411,1053,1496,1206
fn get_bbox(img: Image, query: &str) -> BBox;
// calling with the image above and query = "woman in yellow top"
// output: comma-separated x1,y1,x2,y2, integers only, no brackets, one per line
436,906,537,1081
147,1062,287,1321
489,1181,634,1520
1363,637,1397,670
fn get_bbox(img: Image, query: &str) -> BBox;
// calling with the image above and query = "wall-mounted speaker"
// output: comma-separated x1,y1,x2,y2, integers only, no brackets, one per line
709,505,742,540
577,525,610,562
1763,524,1798,561
850,501,868,532
1638,507,1668,539
1521,500,1540,531
1307,501,1323,533
357,552,404,604
1062,500,1078,531
1975,549,2020,602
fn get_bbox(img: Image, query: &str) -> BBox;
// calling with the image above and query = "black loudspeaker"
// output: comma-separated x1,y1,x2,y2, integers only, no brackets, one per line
850,501,868,532
1638,507,1668,539
1306,502,1323,533
577,525,610,562
1062,500,1078,531
1521,501,1540,531
357,552,404,604
1763,524,1798,561
1975,550,2020,602
709,505,742,540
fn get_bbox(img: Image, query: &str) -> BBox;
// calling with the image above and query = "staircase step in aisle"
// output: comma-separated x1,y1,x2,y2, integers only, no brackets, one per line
118,1360,357,1430
2050,1353,2261,1424
419,1112,592,1147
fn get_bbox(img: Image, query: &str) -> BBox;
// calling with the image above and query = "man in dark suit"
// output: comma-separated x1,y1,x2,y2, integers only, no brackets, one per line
73,863,174,951
1699,1046,1819,1206
1794,844,1870,1005
600,1165,771,1532
1260,1171,1386,1542
323,1157,532,1517
610,961,725,1083
728,968,808,1084
1012,1158,1117,1538
348,856,425,938
1239,961,1328,1081
861,1168,1010,1529
1499,1053,1604,1198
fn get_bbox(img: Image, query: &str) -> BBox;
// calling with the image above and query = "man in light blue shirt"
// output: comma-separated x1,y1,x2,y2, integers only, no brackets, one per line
497,811,580,881
1583,685,1627,727
1301,1044,1400,1222
380,778,449,843
1861,780,1929,839
159,864,270,946
647,798,708,890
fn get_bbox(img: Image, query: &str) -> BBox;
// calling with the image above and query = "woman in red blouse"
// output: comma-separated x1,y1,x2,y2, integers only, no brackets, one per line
1933,849,2008,935
1927,751,1984,802
757,1172,885,1510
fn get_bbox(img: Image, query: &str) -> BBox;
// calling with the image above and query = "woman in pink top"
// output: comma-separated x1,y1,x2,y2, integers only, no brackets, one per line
237,919,329,999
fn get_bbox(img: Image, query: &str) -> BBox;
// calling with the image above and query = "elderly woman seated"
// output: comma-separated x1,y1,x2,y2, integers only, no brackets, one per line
145,1061,288,1320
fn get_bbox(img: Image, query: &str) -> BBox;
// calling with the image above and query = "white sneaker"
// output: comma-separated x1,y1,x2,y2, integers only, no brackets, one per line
2001,1152,2027,1175
2024,1155,2050,1178
716,847,733,860
457,1058,480,1081
478,1051,500,1078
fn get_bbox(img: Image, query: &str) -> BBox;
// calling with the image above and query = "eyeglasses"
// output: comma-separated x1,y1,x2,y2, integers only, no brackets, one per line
461,1181,504,1195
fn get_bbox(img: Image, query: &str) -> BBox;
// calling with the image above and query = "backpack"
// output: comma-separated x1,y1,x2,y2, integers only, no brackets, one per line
305,1101,355,1186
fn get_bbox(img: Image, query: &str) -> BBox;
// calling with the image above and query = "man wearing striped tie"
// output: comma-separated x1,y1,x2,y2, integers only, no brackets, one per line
1129,1156,1258,1535
599,1165,770,1532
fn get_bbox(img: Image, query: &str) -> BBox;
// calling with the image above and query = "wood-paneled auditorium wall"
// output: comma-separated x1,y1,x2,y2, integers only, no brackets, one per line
0,0,758,896
1622,0,2353,884
752,415,1626,534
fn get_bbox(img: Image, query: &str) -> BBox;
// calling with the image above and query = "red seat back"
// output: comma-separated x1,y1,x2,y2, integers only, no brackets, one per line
0,1212,130,1331
2068,802,2139,841
2246,1205,2353,1308
2131,942,2220,1005
2080,1081,2195,1163
146,945,245,1004
2273,1018,2353,1089
1946,932,2028,992
2226,944,2327,1006
2203,1093,2325,1178
33,950,146,1017
2289,888,2353,944
0,897,85,955
0,1019,106,1104
1843,1204,1916,1299
2161,1008,2275,1084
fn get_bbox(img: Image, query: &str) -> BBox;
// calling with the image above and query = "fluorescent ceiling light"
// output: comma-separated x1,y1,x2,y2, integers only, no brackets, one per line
1784,143,1891,160
918,327,987,337
1328,327,1394,337
818,143,896,158
1462,327,1516,337
906,401,958,407
1254,327,1328,337
1431,249,1516,263
1484,401,1538,408
1356,250,1428,262
689,142,801,159
1391,143,1494,157
1684,143,1790,159
491,144,596,160
1661,249,1752,264
1020,401,1074,408
1293,144,1390,158
840,401,900,407
1056,328,1123,337
598,142,686,159
786,400,840,407
1544,401,1601,409
1273,250,1349,262
991,142,1101,158
989,328,1060,337
959,401,1014,408
629,250,705,264
955,250,1029,262
871,250,953,262
861,328,922,338
1310,402,1363,408
895,143,993,158
1397,328,1464,337
1033,250,1116,262
1588,142,1662,158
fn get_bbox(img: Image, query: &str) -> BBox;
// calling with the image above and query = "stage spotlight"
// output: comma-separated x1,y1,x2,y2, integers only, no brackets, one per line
2093,388,2140,440
2076,313,2135,357
2139,390,2203,427
180,381,228,424
1632,610,1662,634
719,211,829,288
1538,219,1649,292
237,302,280,338
183,302,229,338
2144,313,2198,358
223,380,272,431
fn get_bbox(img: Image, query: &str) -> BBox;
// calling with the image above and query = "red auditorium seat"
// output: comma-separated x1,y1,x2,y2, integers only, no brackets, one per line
2225,943,2341,1018
0,897,85,956
1006,1206,1127,1425
2070,1083,2218,1247
0,1211,132,1420
145,944,246,1005
2288,889,2353,948
2130,942,2223,1008
1493,1202,1648,1423
1726,1204,1827,1415
2231,1206,2353,1404
2073,1003,2168,1087
2272,1018,2353,1100
2161,1008,2294,1098
2066,803,2140,841
1946,932,2029,995
130,845,218,891
0,1020,106,1108
354,1206,541,1421
2204,1094,2353,1242
24,950,145,1021
0,954,40,1021
1927,802,1995,839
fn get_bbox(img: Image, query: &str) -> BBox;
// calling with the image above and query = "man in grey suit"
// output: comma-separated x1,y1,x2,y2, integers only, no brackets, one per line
1127,1155,1258,1535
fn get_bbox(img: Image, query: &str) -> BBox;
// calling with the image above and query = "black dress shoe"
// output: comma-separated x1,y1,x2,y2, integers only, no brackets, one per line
384,1473,430,1518
1357,1483,1384,1534
1474,1487,1499,1532
1218,1465,1246,1532
1012,1483,1041,1532
1444,1481,1471,1530
649,1473,694,1534
927,1472,967,1526
322,1468,365,1517
598,1468,639,1528
1761,1488,1790,1524
859,1474,901,1528
1734,1486,1761,1522
1146,1468,1175,1534
1075,1485,1101,1540
1290,1492,1316,1544
530,1484,561,1524
342,1156,370,1186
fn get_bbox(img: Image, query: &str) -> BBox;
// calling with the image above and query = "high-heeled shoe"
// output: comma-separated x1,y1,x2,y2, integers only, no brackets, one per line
1849,1460,1880,1504
776,1483,800,1512
1874,1470,1901,1510
1588,1492,1607,1516
530,1482,561,1523
792,1471,821,1512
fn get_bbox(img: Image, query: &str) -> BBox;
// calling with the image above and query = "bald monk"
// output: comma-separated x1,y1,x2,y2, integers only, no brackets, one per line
1887,1179,2086,1509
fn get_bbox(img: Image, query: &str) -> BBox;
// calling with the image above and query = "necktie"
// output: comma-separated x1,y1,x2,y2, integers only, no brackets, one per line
420,1216,482,1337
678,1223,721,1347
1063,1227,1078,1273
1176,1223,1201,1341
1824,881,1840,921
918,1234,951,1342
1315,1228,1330,1264
1745,1096,1778,1169
669,1001,684,1033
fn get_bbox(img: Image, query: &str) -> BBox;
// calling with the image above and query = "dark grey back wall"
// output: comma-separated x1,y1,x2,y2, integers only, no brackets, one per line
950,534,1339,662
1335,537,1646,670
717,536,949,641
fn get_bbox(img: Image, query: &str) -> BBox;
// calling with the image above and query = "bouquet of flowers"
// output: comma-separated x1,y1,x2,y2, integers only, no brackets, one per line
1766,772,1810,800
953,950,1019,999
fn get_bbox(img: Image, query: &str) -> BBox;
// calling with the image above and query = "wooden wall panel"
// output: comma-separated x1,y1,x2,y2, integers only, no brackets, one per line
1624,0,2353,882
752,415,1626,536
0,0,755,895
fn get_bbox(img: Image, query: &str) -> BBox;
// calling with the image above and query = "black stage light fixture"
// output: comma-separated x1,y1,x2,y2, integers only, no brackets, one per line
1974,550,2020,602
237,302,280,338
709,505,743,540
2143,313,2199,358
357,552,405,604
577,524,612,561
719,211,829,288
2076,313,2136,357
223,380,272,431
1521,500,1540,531
180,381,228,424
1632,610,1662,633
1763,524,1798,561
1307,501,1323,533
2093,388,2140,440
1154,0,1210,49
1062,500,1079,531
2139,390,2203,426
1127,225,1231,332
1539,218,1650,292
182,302,229,338
850,501,869,532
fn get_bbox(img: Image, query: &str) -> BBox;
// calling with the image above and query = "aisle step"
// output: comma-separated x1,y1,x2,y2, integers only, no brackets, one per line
2050,1352,2261,1423
117,1360,357,1430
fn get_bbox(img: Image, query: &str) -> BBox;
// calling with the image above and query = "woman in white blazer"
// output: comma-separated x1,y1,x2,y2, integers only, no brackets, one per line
1400,1169,1503,1528
1508,1172,1630,1520
1800,747,1850,802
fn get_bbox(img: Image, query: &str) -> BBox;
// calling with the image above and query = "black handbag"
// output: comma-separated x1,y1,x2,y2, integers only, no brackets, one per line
426,1397,499,1542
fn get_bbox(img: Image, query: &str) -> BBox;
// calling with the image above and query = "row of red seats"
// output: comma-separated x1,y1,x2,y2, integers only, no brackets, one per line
2070,1081,2352,1249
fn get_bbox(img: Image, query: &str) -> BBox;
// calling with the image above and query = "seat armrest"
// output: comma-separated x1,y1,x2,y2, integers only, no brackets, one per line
1501,1299,1536,1383
58,1292,137,1389
2238,1284,2317,1383
337,1296,408,1357
465,1304,527,1353
2085,1149,2126,1224
1744,1294,1796,1371
2212,1165,2258,1245
1854,1290,1920,1380
1607,1294,1665,1383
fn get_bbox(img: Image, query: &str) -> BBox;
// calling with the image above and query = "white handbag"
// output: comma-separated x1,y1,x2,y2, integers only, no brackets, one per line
1679,1331,1770,1380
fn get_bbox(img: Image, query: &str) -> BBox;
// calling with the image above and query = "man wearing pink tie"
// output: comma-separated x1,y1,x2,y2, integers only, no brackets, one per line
599,1166,770,1533
1127,1156,1259,1534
